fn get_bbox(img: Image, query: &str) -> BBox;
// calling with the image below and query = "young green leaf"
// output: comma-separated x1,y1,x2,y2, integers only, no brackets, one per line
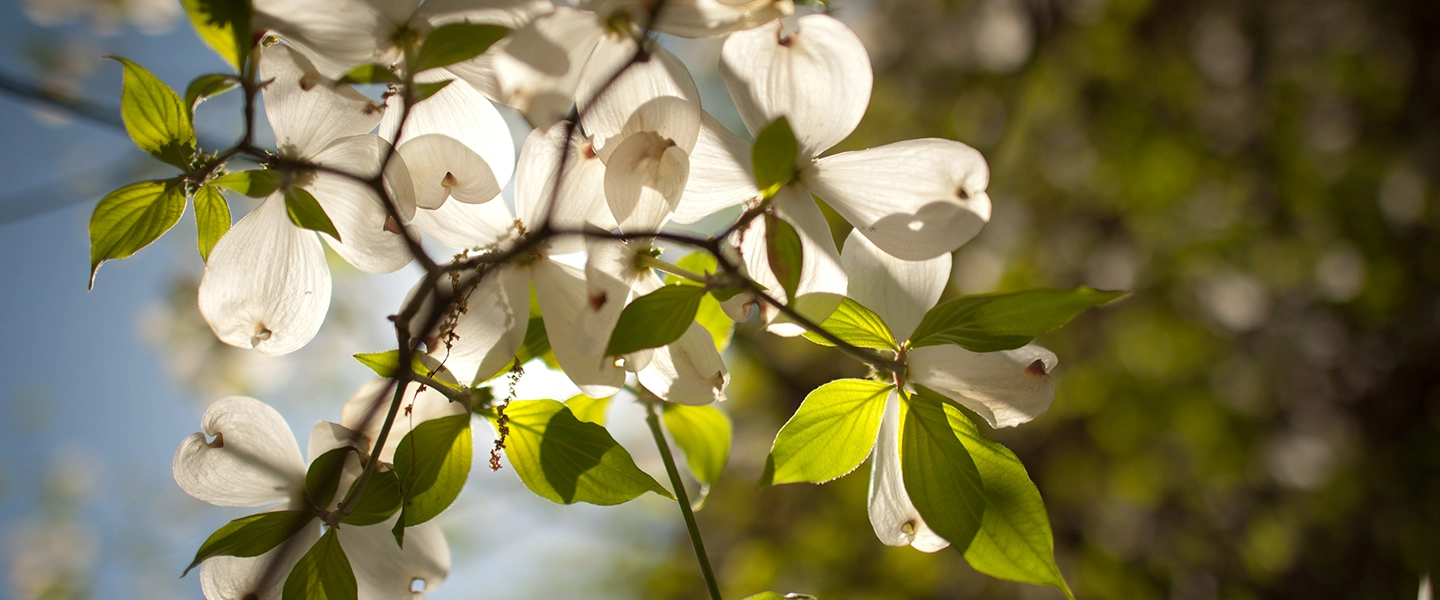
211,169,283,198
668,253,733,352
801,297,898,351
761,379,892,486
339,469,402,526
338,63,400,85
304,447,353,511
352,350,463,393
909,287,1126,352
89,179,187,289
764,214,803,301
282,529,356,600
752,116,798,197
393,414,473,527
411,23,508,73
284,186,342,241
606,284,708,356
193,184,231,263
898,388,986,554
184,73,239,112
662,404,732,486
412,79,455,102
109,57,195,169
908,387,1074,598
498,399,672,505
566,394,610,426
182,510,313,577
180,0,252,71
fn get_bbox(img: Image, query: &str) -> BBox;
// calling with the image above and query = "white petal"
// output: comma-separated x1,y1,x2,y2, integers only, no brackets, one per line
417,0,551,29
339,378,468,463
867,391,950,552
412,197,520,250
672,112,759,224
584,236,647,307
308,133,417,221
578,39,701,146
198,193,332,356
603,131,690,232
381,70,516,192
451,7,605,129
514,123,611,235
761,185,847,336
531,259,626,397
637,323,729,405
611,95,702,155
199,508,320,600
436,264,531,385
253,0,394,77
174,397,307,507
907,344,1058,429
260,44,385,159
841,229,951,342
398,134,501,209
803,138,992,261
306,137,418,274
720,14,871,159
306,420,369,466
340,517,451,597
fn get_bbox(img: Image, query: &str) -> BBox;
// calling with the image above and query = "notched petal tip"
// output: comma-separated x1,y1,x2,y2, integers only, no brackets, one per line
1025,359,1049,376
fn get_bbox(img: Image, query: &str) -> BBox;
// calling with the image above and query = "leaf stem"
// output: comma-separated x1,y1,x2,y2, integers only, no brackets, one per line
643,398,723,600
640,254,706,284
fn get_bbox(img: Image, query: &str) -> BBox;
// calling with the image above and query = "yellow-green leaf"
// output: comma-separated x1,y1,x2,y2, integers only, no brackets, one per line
181,0,252,71
282,529,356,600
89,179,187,289
194,184,231,263
109,57,196,169
498,400,672,505
761,379,891,486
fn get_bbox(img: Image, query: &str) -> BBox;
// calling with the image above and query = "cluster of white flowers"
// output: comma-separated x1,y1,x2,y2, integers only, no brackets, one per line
129,0,1089,597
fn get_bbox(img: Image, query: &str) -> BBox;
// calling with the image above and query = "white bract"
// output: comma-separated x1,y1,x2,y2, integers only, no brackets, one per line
198,44,416,356
173,396,451,599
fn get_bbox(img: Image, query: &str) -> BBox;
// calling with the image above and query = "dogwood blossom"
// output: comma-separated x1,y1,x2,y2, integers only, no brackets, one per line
198,44,416,355
173,396,451,599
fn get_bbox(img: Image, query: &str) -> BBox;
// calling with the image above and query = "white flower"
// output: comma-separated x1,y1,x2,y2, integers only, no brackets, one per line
834,230,1057,551
582,0,793,38
173,396,451,599
198,44,417,355
720,14,992,262
585,237,729,404
253,0,553,78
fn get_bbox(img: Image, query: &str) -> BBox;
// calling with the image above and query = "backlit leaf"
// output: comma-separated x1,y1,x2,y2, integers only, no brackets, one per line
183,510,313,577
89,179,186,289
662,404,731,485
110,56,195,169
761,379,891,486
606,284,708,356
909,287,1125,352
393,414,472,527
284,186,341,241
801,297,897,350
194,184,231,263
282,529,356,600
499,399,672,505
411,24,508,73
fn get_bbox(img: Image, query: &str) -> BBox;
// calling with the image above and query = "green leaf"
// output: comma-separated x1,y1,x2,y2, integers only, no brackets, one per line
184,73,238,112
284,186,341,241
211,169,282,198
801,297,898,351
339,469,402,526
760,379,891,486
606,284,708,356
412,79,455,102
752,117,798,197
662,404,731,486
898,388,985,554
338,63,400,85
182,510,313,577
109,57,196,169
669,253,733,352
394,414,473,527
194,184,231,263
89,179,187,289
566,395,610,426
411,23,509,73
499,399,672,505
907,387,1073,598
181,0,252,71
352,350,463,393
282,529,356,600
304,447,352,511
909,287,1126,351
765,214,803,301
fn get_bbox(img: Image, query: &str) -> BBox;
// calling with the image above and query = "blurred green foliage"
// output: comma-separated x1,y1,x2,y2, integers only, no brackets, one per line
648,0,1440,597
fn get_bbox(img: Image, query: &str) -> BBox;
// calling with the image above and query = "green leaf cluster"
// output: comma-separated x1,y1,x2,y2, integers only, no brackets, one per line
498,399,671,505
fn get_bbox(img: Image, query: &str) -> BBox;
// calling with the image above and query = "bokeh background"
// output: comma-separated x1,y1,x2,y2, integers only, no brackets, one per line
0,0,1436,598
